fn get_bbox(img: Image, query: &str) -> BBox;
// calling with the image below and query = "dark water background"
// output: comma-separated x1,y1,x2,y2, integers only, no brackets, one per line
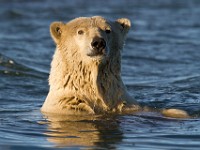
0,0,200,149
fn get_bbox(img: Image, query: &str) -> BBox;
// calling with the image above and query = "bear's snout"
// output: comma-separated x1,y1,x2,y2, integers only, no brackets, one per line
90,37,106,56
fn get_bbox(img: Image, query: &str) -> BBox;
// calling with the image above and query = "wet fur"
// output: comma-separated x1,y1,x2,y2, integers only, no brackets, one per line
41,16,189,118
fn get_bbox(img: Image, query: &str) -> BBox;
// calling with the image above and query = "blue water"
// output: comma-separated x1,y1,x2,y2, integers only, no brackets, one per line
0,0,200,149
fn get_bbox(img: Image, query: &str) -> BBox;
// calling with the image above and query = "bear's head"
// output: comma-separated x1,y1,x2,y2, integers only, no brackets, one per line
50,16,131,64
42,16,134,114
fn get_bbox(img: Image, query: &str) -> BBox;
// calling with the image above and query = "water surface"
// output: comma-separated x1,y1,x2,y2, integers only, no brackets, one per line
0,0,200,149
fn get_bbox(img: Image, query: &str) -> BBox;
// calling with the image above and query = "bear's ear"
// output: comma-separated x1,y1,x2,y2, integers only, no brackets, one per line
50,22,64,44
116,18,131,32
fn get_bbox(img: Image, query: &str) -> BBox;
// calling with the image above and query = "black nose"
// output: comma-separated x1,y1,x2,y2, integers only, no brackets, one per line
91,38,106,53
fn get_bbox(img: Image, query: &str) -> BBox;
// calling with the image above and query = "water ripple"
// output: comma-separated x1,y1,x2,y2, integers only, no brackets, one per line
0,53,48,79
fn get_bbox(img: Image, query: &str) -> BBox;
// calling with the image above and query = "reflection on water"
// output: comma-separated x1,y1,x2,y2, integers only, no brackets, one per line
42,113,122,148
41,112,200,149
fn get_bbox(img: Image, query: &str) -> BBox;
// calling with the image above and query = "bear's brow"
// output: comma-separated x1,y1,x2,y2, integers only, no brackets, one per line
72,20,92,28
68,18,111,32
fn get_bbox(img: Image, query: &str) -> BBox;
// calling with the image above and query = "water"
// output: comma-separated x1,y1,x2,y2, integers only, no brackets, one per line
0,0,200,149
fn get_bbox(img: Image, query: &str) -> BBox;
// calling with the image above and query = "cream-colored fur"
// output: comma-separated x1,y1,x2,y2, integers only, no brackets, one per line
41,16,189,118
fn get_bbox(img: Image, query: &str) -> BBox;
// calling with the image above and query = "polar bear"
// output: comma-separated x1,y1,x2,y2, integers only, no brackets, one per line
41,16,189,118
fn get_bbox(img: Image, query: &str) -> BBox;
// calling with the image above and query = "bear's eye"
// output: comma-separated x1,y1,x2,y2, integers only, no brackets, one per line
105,29,111,34
78,30,84,35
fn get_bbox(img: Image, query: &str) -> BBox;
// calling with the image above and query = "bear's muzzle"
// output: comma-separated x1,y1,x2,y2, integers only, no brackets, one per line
88,37,106,57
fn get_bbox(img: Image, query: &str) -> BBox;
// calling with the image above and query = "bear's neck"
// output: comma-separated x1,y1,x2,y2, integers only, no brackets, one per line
49,48,126,111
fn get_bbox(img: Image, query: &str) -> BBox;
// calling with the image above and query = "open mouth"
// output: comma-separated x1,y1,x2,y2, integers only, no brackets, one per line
87,48,106,57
